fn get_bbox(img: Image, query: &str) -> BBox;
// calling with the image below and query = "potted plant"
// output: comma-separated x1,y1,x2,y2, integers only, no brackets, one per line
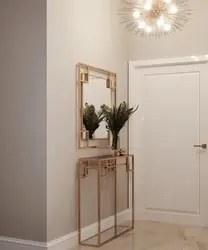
83,103,104,139
101,102,138,152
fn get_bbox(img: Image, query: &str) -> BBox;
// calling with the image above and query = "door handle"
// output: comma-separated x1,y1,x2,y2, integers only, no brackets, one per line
194,144,207,149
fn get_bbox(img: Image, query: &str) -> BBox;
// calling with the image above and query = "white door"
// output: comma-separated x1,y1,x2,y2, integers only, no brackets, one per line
129,57,208,226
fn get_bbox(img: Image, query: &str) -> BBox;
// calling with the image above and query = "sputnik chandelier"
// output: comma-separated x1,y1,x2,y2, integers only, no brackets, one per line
118,0,192,37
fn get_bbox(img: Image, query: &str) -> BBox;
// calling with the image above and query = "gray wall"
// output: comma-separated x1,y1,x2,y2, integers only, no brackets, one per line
0,0,127,243
0,0,47,242
127,0,208,61
47,0,127,242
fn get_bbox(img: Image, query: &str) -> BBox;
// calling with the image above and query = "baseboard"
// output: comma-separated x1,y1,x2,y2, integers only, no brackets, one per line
136,210,202,227
47,209,131,250
0,236,47,250
47,231,78,250
0,209,131,250
80,209,131,242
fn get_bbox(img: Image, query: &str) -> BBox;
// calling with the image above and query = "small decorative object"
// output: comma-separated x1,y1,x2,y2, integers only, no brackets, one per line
83,103,104,139
118,0,192,37
101,102,138,151
119,148,126,156
112,149,120,157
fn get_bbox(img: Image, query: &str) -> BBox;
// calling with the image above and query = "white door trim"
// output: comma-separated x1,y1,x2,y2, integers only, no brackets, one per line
128,55,208,226
129,55,208,69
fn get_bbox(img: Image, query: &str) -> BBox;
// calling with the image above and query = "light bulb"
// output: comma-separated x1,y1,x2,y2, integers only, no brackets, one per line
169,5,178,14
157,17,164,27
146,25,152,33
133,10,140,19
138,21,146,29
164,23,171,31
144,2,152,11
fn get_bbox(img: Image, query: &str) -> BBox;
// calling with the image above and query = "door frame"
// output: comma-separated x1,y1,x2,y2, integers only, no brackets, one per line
129,55,208,70
128,55,208,226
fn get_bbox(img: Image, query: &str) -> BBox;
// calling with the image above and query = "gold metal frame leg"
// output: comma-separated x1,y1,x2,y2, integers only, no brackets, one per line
98,163,101,246
114,159,117,236
132,156,135,229
78,165,81,243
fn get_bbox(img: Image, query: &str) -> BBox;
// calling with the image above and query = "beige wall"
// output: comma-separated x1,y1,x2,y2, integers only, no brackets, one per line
127,0,208,61
47,0,127,242
46,0,208,242
0,0,47,242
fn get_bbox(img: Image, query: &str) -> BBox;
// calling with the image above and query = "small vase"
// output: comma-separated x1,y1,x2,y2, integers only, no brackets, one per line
111,134,120,156
89,131,94,140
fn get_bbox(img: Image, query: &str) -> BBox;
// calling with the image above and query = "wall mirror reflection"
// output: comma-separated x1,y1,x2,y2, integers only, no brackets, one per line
77,63,116,149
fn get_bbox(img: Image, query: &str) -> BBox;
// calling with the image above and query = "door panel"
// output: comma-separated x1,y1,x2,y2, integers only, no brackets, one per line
143,71,200,214
129,62,208,225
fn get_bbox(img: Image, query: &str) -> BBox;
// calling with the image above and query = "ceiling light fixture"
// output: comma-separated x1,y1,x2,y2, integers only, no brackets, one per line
146,25,152,33
169,5,178,14
138,21,146,29
157,16,165,27
164,23,171,31
118,0,192,37
133,10,140,18
144,2,152,11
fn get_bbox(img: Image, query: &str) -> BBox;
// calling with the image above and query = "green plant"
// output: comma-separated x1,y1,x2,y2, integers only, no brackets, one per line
83,103,104,139
101,102,138,150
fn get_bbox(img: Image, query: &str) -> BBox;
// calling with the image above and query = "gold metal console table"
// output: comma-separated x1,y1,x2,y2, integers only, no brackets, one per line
78,154,134,247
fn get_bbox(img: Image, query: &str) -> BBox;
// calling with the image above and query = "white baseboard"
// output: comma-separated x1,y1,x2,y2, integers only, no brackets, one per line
0,209,131,250
47,209,131,250
0,237,47,250
136,210,202,227
81,209,131,242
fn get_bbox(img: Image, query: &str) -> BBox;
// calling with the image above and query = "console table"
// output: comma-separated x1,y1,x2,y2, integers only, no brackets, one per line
77,154,134,247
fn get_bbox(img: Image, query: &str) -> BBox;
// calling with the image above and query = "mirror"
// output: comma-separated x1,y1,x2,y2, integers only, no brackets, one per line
77,63,116,149
83,78,110,139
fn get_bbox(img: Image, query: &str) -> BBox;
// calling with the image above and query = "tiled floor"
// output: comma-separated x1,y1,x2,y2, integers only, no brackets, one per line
73,221,208,250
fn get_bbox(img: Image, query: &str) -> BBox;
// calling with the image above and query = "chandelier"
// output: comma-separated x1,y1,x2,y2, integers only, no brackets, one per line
118,0,192,37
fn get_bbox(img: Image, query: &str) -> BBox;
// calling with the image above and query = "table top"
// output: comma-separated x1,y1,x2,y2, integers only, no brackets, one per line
78,154,134,162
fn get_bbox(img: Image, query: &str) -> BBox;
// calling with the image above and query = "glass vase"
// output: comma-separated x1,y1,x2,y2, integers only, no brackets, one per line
111,134,120,156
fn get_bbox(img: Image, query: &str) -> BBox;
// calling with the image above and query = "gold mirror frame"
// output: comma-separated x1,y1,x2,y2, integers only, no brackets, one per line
77,63,117,149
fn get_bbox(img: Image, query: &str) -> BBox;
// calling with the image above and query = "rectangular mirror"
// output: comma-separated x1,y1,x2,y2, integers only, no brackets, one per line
77,63,116,149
